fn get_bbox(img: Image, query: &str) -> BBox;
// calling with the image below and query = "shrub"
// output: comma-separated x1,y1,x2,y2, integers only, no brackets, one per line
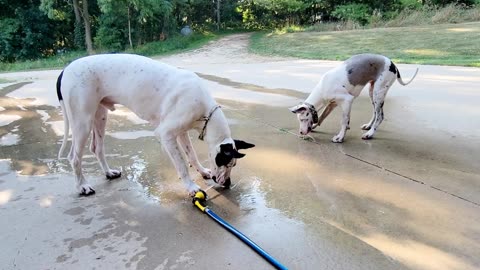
0,7,55,62
332,4,372,25
384,4,480,27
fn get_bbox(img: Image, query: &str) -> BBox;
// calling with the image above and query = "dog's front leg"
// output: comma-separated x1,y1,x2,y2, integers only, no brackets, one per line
177,132,212,180
332,95,354,143
156,129,200,196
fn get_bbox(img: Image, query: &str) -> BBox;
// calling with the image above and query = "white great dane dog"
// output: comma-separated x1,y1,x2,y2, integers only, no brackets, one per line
57,54,254,196
290,54,418,142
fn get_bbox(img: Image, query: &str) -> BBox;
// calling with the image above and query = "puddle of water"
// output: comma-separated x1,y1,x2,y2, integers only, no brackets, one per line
46,120,64,136
0,133,19,146
107,130,154,140
0,114,21,126
36,110,50,122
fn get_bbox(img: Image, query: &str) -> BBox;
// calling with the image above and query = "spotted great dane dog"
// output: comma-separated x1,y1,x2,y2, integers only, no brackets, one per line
290,54,418,142
57,54,254,196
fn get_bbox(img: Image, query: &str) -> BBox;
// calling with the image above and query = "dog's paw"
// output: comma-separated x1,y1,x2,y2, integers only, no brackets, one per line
332,135,344,143
361,124,371,130
106,169,121,180
223,178,231,189
199,168,212,180
79,184,96,196
187,182,201,197
362,132,374,140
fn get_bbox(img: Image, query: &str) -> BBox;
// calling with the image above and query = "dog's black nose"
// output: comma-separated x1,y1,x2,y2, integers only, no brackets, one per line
223,178,231,189
212,176,217,182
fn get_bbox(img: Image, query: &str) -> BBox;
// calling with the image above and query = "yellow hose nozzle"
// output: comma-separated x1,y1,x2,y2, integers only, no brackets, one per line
192,190,208,212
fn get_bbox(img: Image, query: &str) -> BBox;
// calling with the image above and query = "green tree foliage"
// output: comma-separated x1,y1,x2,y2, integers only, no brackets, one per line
331,0,403,25
237,0,308,28
39,0,77,49
0,0,55,62
96,0,174,50
332,3,372,25
427,0,476,6
1,0,479,63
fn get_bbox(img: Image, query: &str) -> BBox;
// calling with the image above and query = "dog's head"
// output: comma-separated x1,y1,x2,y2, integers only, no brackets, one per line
210,139,255,187
289,103,318,135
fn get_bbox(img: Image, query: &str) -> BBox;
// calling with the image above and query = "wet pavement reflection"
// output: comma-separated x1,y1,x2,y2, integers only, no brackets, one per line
1,53,480,269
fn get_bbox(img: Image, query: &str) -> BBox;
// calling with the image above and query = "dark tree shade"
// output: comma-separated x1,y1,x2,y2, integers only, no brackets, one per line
0,0,55,62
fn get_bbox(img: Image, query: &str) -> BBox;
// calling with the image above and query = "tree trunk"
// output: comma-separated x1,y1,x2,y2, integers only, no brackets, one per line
127,6,133,49
216,0,220,30
81,0,94,54
72,0,81,23
72,0,84,49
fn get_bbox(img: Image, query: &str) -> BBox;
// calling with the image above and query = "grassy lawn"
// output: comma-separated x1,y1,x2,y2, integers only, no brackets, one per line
0,78,13,83
0,32,221,72
250,22,480,67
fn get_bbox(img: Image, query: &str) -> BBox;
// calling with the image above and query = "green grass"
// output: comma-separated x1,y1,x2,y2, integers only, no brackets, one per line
0,51,86,72
0,32,222,72
127,32,220,56
250,22,480,67
0,78,13,83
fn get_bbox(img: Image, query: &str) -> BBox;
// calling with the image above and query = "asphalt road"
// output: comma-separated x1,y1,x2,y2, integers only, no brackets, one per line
0,34,479,270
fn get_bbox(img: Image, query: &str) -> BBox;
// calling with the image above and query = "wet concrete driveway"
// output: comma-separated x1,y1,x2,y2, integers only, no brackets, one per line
1,35,479,270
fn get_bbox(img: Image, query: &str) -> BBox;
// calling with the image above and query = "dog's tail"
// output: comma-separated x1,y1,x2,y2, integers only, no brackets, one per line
57,71,69,159
396,66,419,86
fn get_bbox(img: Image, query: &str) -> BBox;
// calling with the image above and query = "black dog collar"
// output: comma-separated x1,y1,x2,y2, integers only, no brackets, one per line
198,105,221,140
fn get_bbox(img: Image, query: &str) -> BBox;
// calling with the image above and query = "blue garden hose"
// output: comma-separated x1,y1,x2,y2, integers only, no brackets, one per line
193,190,288,270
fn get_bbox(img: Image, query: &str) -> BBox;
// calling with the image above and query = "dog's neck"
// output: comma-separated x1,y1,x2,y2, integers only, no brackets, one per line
305,88,323,111
202,108,232,147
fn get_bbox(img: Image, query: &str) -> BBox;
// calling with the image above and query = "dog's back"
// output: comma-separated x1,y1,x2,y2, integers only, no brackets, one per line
60,54,213,125
344,54,388,86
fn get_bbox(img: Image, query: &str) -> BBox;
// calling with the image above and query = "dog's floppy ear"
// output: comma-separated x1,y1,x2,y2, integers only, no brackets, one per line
289,104,307,114
216,143,246,166
234,140,255,150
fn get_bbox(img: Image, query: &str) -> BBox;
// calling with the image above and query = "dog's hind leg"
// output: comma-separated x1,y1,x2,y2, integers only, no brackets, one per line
90,105,121,180
362,78,394,140
68,115,95,196
332,95,354,143
177,132,212,180
361,81,376,130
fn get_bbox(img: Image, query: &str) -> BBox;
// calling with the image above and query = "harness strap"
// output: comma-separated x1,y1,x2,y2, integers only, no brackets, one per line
198,105,221,141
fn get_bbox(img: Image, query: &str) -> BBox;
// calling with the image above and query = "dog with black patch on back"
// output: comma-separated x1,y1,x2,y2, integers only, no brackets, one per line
56,53,255,196
290,53,418,142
